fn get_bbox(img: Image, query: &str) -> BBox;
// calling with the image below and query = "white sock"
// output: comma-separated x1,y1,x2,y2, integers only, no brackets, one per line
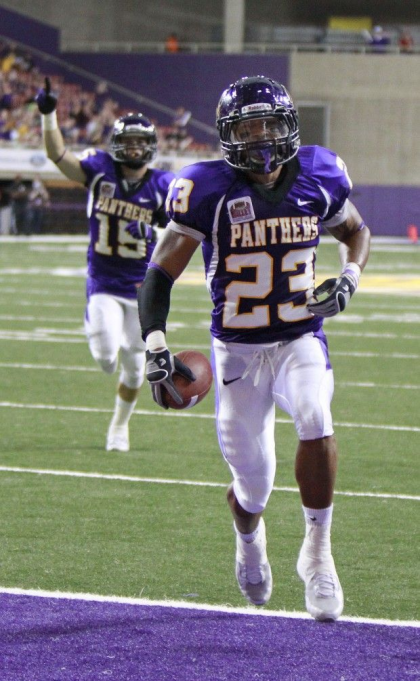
303,505,333,528
235,519,268,567
110,395,136,428
302,505,333,559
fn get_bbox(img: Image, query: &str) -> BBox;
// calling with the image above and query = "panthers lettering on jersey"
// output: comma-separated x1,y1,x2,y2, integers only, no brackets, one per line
79,149,174,299
166,145,352,343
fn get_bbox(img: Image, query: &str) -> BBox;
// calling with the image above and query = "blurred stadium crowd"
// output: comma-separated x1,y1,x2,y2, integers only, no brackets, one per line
0,39,212,153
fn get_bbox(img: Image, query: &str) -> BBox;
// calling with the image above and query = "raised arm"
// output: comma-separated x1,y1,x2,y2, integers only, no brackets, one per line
36,78,87,185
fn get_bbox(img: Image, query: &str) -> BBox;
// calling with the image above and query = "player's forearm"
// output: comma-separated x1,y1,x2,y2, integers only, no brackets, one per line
44,128,66,163
338,224,371,272
41,112,86,184
137,265,174,342
41,112,65,162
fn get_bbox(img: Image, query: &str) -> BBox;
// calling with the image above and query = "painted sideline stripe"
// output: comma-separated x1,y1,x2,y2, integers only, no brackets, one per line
0,466,418,502
0,586,417,628
1,401,419,433
0,363,419,391
0,362,98,372
3,317,420,338
0,331,419,359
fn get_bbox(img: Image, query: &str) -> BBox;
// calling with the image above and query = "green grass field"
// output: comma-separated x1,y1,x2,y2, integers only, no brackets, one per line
0,235,419,622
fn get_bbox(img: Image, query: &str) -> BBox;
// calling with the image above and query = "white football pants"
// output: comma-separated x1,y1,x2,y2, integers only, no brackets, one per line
212,333,334,514
84,293,145,389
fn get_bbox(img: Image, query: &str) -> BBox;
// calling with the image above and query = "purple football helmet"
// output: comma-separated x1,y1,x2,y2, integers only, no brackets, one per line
216,76,300,174
109,113,158,169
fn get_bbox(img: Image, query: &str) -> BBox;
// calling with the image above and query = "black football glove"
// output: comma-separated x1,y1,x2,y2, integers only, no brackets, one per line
125,220,161,242
307,273,357,318
35,77,58,114
145,349,196,409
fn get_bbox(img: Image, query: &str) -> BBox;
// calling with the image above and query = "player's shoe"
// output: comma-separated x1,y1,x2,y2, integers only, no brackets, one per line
297,540,344,622
235,517,272,606
106,424,129,452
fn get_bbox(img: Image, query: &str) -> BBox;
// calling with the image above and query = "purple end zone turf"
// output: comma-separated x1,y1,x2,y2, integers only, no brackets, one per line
0,594,418,680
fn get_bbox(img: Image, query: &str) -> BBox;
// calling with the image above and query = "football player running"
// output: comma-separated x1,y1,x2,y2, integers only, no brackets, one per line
36,78,175,453
137,76,371,621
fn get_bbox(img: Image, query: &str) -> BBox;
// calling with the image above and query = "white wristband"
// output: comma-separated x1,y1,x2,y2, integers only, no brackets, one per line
342,262,361,289
342,261,361,278
41,111,58,131
145,330,167,352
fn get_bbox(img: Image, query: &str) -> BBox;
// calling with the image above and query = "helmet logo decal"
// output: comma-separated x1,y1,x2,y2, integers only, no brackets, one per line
227,197,255,224
242,103,272,114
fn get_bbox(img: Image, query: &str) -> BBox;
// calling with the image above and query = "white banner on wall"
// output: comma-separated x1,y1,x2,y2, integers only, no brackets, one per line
0,147,218,180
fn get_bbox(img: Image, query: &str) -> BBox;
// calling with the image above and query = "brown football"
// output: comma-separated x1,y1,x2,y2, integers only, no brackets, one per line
161,350,213,410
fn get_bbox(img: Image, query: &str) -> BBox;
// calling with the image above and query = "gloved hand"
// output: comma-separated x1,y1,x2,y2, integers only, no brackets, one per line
125,220,161,242
307,272,358,318
145,348,196,409
35,77,58,114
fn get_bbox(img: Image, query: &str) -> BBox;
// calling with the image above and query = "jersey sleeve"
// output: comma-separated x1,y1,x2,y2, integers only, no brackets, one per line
311,146,353,223
78,148,109,184
166,161,223,239
153,169,176,227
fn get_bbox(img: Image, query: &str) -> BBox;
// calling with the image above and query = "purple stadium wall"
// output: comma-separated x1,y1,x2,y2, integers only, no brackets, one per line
351,186,420,238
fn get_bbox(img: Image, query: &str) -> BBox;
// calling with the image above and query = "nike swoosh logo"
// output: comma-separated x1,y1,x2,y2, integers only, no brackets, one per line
222,377,241,386
139,198,151,203
297,198,312,206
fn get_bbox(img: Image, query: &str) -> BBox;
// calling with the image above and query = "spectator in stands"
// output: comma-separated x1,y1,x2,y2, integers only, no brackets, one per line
28,175,50,234
0,42,210,152
0,43,17,74
9,174,30,235
165,33,180,53
36,77,176,453
0,81,13,110
173,106,191,128
363,25,391,52
0,109,13,140
164,106,193,151
0,181,13,235
93,80,110,114
399,29,414,53
69,98,93,143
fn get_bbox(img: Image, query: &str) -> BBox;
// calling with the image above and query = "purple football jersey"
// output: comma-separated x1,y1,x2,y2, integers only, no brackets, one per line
167,145,352,343
79,149,174,299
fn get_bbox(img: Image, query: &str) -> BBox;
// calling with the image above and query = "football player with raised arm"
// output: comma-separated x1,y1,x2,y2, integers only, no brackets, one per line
36,78,176,452
137,76,371,621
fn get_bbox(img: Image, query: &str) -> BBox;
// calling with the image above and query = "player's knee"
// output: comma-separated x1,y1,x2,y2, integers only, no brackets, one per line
294,397,332,440
119,368,144,389
119,350,145,389
233,475,272,514
95,356,118,374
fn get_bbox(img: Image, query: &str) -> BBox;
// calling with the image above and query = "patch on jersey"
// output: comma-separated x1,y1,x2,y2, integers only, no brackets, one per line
227,197,255,224
100,182,116,198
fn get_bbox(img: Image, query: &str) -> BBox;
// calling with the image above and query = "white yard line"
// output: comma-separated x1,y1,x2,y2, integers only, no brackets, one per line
1,362,419,391
0,465,418,502
0,586,418,628
1,329,420,357
0,400,419,432
1,318,420,341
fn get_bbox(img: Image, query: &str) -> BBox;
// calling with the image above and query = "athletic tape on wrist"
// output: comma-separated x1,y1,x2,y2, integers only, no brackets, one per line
146,330,167,353
41,111,58,131
342,261,361,287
